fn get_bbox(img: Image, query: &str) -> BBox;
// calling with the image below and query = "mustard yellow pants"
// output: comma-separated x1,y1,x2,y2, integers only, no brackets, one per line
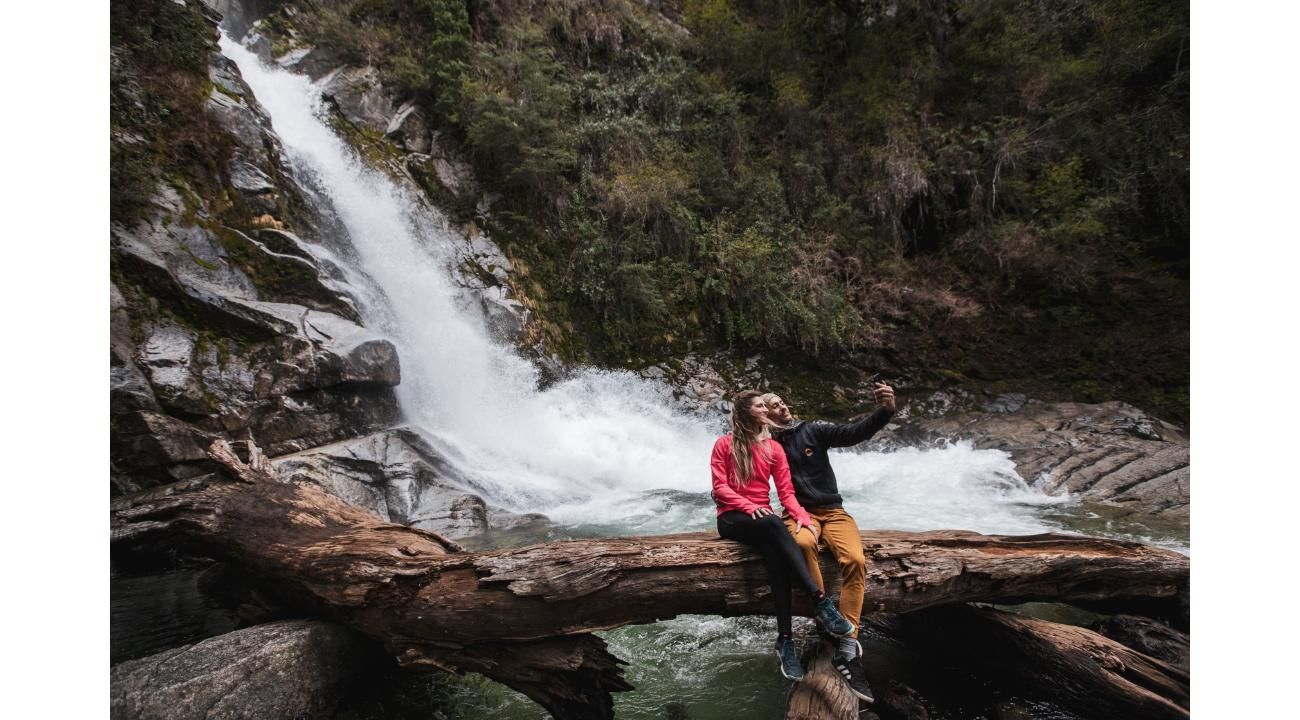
784,507,867,637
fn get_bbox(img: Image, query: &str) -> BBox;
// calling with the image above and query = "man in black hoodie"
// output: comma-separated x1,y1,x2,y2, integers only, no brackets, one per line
763,381,896,703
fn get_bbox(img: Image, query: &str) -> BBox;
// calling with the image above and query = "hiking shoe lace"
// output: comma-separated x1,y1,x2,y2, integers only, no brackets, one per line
814,596,855,637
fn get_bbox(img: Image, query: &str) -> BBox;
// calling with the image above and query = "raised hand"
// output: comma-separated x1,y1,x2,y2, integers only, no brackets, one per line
874,383,896,412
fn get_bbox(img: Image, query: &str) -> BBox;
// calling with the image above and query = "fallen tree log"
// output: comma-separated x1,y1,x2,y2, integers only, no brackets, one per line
787,607,1191,720
896,605,1190,719
111,443,1189,719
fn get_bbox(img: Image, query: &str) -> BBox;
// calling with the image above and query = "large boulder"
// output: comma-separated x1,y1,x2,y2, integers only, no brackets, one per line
273,427,549,540
272,427,549,538
385,101,432,154
319,65,396,133
110,620,381,720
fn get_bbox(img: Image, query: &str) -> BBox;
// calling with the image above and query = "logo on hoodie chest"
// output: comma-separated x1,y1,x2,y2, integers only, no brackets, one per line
803,447,815,457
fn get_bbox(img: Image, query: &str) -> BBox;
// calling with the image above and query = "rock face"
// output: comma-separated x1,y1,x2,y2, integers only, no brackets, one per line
110,620,382,720
273,427,548,539
111,199,403,486
892,398,1189,517
319,66,396,133
111,14,403,490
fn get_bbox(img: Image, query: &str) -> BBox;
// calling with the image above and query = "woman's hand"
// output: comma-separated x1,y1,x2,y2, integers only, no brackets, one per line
801,521,820,542
750,507,774,519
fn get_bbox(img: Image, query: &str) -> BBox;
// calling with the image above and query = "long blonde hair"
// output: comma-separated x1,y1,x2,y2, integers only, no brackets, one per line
729,390,770,487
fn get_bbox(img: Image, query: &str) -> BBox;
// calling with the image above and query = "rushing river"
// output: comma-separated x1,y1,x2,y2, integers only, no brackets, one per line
221,35,1187,719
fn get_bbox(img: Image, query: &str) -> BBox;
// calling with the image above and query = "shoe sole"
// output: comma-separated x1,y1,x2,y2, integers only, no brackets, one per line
833,659,874,703
776,650,805,682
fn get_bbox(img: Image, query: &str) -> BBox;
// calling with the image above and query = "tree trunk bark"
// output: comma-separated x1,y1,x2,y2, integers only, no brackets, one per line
895,605,1189,719
111,447,1189,719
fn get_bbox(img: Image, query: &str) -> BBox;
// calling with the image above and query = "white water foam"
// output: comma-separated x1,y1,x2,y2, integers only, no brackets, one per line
220,35,1066,539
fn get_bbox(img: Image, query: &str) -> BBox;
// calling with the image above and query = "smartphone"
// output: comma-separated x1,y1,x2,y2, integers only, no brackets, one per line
868,372,885,387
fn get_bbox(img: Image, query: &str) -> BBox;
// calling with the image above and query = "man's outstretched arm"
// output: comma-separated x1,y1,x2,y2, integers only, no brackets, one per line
813,384,896,448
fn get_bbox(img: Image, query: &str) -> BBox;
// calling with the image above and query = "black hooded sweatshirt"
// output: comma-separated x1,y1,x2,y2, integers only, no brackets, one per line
772,407,895,509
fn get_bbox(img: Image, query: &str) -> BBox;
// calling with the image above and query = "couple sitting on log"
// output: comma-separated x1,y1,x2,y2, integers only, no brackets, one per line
710,381,896,703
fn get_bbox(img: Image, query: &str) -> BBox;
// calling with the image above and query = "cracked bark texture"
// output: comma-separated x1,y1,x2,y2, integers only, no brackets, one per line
896,605,1189,719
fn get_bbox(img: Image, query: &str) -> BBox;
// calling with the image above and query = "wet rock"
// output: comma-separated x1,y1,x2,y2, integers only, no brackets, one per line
110,561,264,664
242,29,273,64
199,0,272,39
110,619,380,720
229,160,275,195
385,101,431,154
111,284,159,415
276,45,344,81
481,290,529,345
113,224,401,478
423,130,481,198
141,324,219,417
892,400,1189,517
984,392,1028,413
319,66,396,133
112,410,216,486
273,427,549,539
447,230,534,347
205,53,292,219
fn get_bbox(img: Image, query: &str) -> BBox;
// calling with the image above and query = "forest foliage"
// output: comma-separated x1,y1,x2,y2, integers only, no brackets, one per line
143,0,1192,419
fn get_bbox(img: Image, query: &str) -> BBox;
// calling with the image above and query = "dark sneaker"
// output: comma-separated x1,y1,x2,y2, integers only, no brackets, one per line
814,596,855,638
832,654,875,703
776,637,805,681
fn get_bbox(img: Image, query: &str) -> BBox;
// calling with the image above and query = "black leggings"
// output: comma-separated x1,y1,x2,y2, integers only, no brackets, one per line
717,511,822,635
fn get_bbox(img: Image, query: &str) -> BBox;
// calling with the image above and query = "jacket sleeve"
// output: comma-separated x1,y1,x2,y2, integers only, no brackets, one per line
810,407,895,449
770,442,811,526
711,437,760,514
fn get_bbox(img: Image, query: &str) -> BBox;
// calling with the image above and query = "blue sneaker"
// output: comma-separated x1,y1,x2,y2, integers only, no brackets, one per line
814,596,855,638
776,637,804,681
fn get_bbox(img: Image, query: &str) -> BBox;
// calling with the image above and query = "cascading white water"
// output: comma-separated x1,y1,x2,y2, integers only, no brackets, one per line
219,34,1073,541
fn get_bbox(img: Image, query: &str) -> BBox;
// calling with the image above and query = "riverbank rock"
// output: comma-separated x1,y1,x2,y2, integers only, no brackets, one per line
891,398,1188,517
110,620,380,720
272,427,549,539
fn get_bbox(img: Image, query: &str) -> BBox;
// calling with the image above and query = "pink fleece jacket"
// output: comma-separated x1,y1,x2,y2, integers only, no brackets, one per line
710,434,811,527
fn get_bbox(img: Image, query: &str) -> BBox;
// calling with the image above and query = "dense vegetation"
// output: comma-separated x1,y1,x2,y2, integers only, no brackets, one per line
111,0,233,222
140,0,1191,421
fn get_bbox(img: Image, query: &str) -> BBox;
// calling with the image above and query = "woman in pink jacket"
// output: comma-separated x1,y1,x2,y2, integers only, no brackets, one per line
711,390,855,682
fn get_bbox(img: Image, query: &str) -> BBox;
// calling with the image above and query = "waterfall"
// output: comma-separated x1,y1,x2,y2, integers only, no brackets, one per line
218,34,1068,539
